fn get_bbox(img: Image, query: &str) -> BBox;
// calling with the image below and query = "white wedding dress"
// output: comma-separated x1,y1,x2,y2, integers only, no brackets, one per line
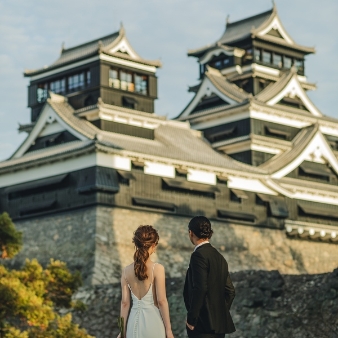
125,263,166,338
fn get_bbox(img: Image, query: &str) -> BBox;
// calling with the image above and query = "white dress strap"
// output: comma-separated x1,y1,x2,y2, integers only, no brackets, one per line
124,267,131,290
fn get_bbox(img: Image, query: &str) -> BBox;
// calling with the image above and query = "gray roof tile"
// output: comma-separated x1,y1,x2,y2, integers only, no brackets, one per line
255,68,296,102
219,9,273,45
2,95,266,175
0,140,94,172
205,66,250,102
25,32,119,76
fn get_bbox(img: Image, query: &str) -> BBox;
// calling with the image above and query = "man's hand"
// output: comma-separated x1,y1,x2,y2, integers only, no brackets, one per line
186,321,194,331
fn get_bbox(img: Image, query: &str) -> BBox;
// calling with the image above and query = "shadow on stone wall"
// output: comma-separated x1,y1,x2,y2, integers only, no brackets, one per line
71,268,338,338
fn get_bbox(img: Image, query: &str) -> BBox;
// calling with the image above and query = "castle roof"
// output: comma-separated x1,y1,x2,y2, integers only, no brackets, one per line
259,124,319,173
188,5,315,58
24,27,161,77
219,9,273,45
3,93,265,175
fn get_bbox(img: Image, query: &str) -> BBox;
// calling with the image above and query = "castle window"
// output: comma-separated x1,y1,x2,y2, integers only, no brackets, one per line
50,78,66,94
117,170,134,186
254,49,261,61
109,69,120,88
135,74,148,95
120,71,134,92
206,126,237,143
298,162,331,182
294,59,304,74
223,58,230,66
284,56,292,68
68,72,85,91
37,83,48,103
122,96,138,109
230,189,248,203
273,54,282,68
265,126,290,140
245,49,253,61
262,51,272,64
214,60,222,69
86,70,91,86
259,79,271,91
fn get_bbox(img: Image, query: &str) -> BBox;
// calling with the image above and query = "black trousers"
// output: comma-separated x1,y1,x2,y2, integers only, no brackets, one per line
187,328,225,338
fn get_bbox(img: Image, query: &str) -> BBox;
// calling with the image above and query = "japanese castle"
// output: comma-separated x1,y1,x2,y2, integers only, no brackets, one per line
1,5,338,245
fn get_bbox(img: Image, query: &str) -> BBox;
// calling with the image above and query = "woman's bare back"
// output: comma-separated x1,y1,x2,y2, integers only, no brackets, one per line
124,260,160,307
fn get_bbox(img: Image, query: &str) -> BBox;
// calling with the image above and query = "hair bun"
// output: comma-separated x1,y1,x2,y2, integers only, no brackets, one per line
188,216,213,239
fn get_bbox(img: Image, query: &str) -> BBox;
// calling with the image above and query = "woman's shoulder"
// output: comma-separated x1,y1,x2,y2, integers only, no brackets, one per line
153,262,165,273
124,263,134,273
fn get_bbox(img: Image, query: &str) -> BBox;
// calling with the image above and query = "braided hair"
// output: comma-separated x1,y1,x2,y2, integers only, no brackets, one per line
132,225,159,281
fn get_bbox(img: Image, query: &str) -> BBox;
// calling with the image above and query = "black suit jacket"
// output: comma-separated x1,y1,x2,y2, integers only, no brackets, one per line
183,243,236,335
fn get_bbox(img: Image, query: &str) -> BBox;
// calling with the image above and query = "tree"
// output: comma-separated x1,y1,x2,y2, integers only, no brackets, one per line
0,212,22,259
0,212,93,338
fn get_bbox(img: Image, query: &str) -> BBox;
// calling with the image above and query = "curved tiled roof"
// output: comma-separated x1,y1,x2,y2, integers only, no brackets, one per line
188,5,314,59
48,97,98,139
95,122,265,174
205,66,250,103
259,124,319,173
24,28,161,77
7,94,266,175
0,140,95,172
24,32,119,76
255,68,296,103
219,9,273,45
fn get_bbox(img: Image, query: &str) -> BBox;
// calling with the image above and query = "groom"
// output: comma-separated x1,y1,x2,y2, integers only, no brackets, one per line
183,216,236,338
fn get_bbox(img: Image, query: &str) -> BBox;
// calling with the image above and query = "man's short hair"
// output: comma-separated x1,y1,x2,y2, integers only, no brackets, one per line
188,216,213,239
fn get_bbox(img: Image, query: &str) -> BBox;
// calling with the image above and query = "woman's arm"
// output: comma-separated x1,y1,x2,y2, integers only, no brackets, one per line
154,264,174,338
119,272,131,337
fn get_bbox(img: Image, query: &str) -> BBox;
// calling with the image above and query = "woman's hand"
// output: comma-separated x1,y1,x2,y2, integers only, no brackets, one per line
117,334,121,338
166,329,174,338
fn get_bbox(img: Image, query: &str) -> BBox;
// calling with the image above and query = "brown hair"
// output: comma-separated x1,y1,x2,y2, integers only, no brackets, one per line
132,225,159,281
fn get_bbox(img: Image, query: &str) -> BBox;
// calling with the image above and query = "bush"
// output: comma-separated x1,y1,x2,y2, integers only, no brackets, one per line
0,212,93,338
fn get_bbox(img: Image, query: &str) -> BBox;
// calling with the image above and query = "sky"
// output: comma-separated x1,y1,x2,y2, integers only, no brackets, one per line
0,0,337,161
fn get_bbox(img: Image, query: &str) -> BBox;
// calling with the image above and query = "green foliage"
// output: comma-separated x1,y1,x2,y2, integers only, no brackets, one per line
0,212,22,259
45,259,82,309
0,214,93,338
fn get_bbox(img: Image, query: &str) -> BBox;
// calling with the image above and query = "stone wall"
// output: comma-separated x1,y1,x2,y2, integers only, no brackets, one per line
4,208,97,284
6,206,338,285
94,206,338,283
70,269,338,338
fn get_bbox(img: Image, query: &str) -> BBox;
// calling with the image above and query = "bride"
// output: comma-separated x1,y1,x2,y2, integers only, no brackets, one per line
117,225,174,338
